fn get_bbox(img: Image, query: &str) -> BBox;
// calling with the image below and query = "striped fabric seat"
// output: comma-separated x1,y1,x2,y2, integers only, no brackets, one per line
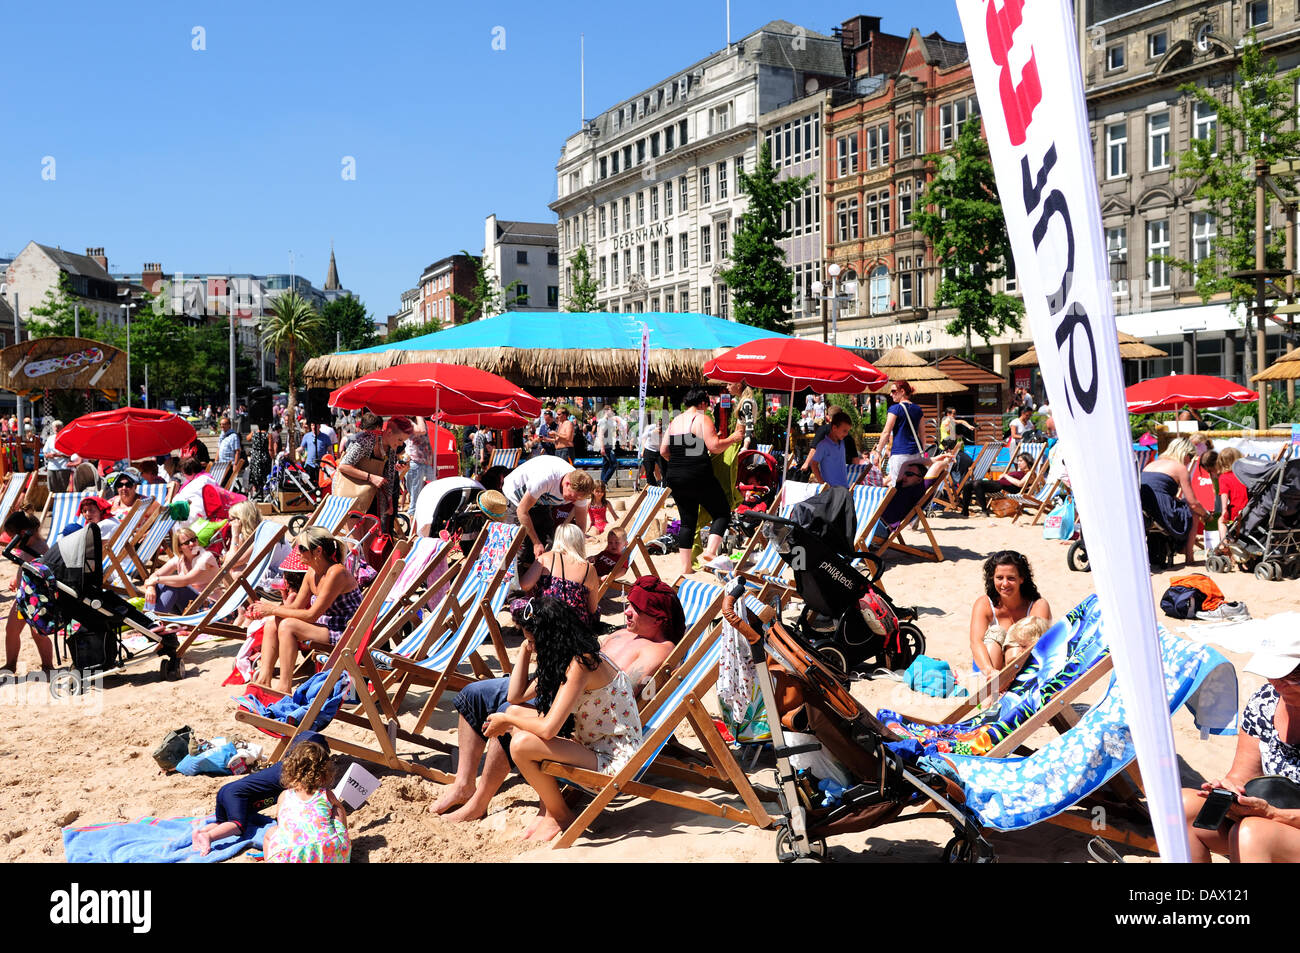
316,493,359,533
756,444,773,455
625,485,668,538
160,522,284,625
137,483,170,507
100,504,156,587
489,448,522,469
675,578,723,633
121,514,176,579
0,473,29,525
851,483,892,546
45,490,94,537
209,461,231,488
845,464,867,487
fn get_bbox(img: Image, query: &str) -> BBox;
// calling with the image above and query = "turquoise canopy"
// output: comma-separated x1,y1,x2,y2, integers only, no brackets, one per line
305,312,794,392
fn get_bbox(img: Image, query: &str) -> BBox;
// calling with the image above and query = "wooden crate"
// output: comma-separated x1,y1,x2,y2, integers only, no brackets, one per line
274,491,315,513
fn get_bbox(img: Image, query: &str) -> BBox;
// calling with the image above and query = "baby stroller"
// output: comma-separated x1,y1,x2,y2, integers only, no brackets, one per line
1066,498,1177,573
265,453,324,514
4,524,181,694
722,449,780,552
1208,454,1300,580
740,486,925,674
721,582,993,863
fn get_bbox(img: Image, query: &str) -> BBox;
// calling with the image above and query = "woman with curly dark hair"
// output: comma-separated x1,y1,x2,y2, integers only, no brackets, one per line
483,597,643,842
968,550,1053,672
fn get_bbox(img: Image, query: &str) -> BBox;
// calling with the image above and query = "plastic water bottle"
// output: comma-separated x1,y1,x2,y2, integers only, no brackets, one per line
144,599,156,614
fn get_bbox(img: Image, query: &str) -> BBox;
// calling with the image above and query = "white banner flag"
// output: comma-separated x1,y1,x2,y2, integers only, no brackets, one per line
638,324,650,455
956,0,1189,859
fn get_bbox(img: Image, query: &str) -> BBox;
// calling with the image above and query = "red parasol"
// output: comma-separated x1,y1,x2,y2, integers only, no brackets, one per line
431,408,529,429
55,407,197,462
702,337,888,393
1125,374,1259,414
329,363,540,418
703,338,887,481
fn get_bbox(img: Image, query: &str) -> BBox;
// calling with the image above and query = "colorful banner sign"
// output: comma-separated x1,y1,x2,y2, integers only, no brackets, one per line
956,0,1189,859
0,337,127,394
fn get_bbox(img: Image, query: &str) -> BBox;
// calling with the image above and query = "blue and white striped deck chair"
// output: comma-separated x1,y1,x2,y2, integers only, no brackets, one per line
311,493,360,535
99,502,157,597
1134,445,1156,483
935,444,995,514
543,595,773,848
0,472,31,527
593,483,671,601
757,444,773,455
375,522,523,732
209,461,232,489
42,489,94,537
489,448,522,469
171,521,288,657
846,464,868,487
642,578,725,700
363,535,458,651
734,484,825,593
851,483,895,554
1005,475,1061,524
107,511,177,593
136,482,171,508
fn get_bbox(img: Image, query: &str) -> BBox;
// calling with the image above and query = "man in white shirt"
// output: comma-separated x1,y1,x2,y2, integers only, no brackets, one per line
640,416,664,486
502,456,594,560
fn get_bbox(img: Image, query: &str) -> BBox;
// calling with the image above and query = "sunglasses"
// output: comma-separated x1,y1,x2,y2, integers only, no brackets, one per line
181,538,199,547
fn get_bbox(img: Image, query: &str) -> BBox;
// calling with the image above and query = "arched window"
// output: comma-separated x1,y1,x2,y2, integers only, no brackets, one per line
869,265,889,315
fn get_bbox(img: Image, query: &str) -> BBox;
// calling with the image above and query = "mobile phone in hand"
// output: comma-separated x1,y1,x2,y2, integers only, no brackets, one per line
1193,788,1237,830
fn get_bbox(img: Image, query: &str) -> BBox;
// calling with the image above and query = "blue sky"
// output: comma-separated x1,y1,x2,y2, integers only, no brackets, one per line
1,0,964,320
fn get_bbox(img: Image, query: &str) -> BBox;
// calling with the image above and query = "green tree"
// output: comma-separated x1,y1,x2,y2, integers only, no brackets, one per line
451,251,526,321
914,120,1024,355
27,273,125,349
261,291,324,442
317,294,378,353
564,246,600,312
385,317,442,344
719,143,811,334
1160,32,1300,380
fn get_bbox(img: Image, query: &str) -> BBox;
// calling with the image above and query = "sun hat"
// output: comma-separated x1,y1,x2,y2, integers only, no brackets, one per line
277,549,309,574
1244,634,1300,680
79,495,113,515
476,490,509,522
110,469,139,488
627,575,686,642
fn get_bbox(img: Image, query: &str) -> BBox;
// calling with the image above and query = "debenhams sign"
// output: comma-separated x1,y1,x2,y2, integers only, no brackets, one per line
610,223,672,250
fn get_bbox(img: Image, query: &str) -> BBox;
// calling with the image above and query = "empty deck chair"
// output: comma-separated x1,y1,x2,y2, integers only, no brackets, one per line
489,448,522,470
934,445,995,514
0,471,34,527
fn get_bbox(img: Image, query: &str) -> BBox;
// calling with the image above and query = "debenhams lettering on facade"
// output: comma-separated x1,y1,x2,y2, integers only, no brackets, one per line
609,223,672,249
851,327,934,350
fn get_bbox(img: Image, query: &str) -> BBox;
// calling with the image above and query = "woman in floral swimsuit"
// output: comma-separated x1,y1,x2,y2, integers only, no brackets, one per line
509,523,599,627
249,527,363,693
485,597,643,842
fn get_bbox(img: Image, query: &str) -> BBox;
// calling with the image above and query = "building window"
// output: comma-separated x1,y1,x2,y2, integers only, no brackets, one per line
547,286,558,308
651,241,660,276
1106,121,1128,178
650,295,660,311
548,250,559,266
718,161,729,200
665,291,675,312
516,284,529,305
899,270,914,309
867,122,890,167
665,125,675,151
650,186,660,221
717,220,728,259
611,151,620,174
1148,31,1167,59
701,286,712,315
898,121,912,157
1147,111,1170,170
665,180,674,216
709,104,731,134
1005,254,1017,293
678,231,689,268
914,109,925,153
680,289,689,311
516,250,528,265
1107,227,1127,295
701,167,711,204
650,132,660,158
599,156,608,179
1106,43,1125,71
612,253,620,285
637,139,646,164
700,226,712,264
679,175,689,211
599,207,607,238
623,248,631,280
717,284,729,320
665,235,674,272
599,256,608,288
679,119,688,147
898,180,913,229
1147,219,1170,290
836,199,859,242
636,245,645,277
866,193,880,237
1247,0,1269,28
1193,212,1216,264
636,191,645,226
622,196,631,228
1193,101,1217,149
611,201,619,233
869,266,889,315
836,134,859,176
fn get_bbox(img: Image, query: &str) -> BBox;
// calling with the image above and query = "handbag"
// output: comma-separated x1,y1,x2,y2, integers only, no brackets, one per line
988,497,1019,518
1042,497,1076,540
331,442,385,511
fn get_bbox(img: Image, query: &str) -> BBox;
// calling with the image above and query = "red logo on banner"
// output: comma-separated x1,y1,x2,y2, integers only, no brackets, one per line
985,0,1042,146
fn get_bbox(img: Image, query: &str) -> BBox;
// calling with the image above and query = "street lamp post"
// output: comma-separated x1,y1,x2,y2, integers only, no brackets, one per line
119,300,133,408
1,285,22,427
809,263,851,348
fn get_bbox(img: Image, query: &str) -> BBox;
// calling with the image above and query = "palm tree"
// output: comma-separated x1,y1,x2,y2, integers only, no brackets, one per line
261,290,324,445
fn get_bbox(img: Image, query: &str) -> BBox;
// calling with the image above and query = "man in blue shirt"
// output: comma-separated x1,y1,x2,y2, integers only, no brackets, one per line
298,421,333,484
217,416,243,466
810,412,853,488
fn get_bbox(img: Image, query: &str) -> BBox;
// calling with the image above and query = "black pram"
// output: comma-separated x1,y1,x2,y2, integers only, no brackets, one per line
1212,455,1300,581
5,524,179,693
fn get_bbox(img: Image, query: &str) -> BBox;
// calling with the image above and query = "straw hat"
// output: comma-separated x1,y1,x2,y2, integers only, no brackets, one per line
476,490,510,522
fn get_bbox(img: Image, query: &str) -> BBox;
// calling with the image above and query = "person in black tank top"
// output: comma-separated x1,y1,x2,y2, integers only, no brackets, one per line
659,388,744,576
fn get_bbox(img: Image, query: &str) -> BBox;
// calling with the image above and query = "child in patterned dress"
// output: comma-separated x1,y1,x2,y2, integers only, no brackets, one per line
264,741,350,863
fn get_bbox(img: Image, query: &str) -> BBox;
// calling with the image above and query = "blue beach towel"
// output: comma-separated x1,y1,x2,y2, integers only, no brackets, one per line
63,814,269,863
237,670,349,733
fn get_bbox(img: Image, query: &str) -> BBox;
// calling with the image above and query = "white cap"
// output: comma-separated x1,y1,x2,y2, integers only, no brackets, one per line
1244,635,1300,679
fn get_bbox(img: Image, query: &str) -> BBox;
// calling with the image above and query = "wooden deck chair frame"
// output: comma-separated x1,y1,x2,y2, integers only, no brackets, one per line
639,578,726,701
935,445,996,514
230,553,459,778
871,478,945,563
0,471,34,528
489,448,522,470
98,499,160,598
592,484,671,602
171,521,289,658
541,614,775,849
378,524,526,734
110,510,178,590
40,488,93,535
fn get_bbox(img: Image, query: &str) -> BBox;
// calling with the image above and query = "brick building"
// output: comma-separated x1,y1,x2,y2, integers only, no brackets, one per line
417,253,478,327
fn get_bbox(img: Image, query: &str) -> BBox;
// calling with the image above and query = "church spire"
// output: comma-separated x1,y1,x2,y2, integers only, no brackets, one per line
324,240,341,291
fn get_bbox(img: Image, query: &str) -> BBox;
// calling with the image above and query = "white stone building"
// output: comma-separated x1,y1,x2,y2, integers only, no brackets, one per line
483,215,559,315
550,20,847,317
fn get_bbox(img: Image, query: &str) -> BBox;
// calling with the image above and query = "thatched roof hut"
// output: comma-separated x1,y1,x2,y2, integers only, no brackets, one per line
304,312,794,393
